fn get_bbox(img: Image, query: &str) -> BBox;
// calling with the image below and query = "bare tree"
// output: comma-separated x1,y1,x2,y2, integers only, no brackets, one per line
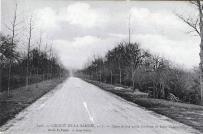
115,43,125,84
49,42,53,79
4,3,21,95
26,16,34,88
105,52,114,84
36,30,42,77
177,0,203,102
124,43,146,91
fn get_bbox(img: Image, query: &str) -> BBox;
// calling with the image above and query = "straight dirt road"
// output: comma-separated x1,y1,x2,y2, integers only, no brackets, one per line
0,77,201,134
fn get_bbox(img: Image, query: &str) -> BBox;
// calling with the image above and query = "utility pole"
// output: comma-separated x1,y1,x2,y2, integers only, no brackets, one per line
128,13,131,45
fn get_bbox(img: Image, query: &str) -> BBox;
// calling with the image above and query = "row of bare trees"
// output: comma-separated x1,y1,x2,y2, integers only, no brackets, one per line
0,33,67,95
0,3,67,95
78,42,201,104
78,0,203,105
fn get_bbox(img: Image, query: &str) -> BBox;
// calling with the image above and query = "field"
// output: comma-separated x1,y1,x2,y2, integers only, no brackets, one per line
85,79,203,133
0,78,66,126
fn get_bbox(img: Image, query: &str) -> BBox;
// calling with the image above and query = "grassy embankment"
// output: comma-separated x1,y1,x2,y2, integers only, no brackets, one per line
0,77,66,126
84,79,203,133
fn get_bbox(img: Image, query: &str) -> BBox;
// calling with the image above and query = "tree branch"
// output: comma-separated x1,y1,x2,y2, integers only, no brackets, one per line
176,14,200,36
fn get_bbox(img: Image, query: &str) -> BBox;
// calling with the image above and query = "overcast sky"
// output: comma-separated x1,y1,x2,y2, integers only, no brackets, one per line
1,0,200,69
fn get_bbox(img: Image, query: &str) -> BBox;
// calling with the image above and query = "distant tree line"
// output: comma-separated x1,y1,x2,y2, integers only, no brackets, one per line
0,33,68,94
77,42,201,104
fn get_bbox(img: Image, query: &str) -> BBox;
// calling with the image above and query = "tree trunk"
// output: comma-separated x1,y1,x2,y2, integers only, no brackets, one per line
199,20,203,103
119,69,122,84
200,42,203,103
100,72,102,82
161,84,165,99
110,71,113,84
119,64,122,84
132,74,135,92
7,61,12,96
153,82,157,98
132,81,135,92
26,61,29,88
131,67,134,91
197,0,203,103
0,67,2,92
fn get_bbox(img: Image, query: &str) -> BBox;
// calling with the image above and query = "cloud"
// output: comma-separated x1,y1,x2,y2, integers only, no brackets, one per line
130,7,188,40
34,7,58,30
64,2,108,28
53,36,119,69
132,34,199,69
130,8,181,28
34,2,108,30
31,2,199,69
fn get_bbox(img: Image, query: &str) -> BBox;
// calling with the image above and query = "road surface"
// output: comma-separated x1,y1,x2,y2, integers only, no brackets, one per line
0,77,201,134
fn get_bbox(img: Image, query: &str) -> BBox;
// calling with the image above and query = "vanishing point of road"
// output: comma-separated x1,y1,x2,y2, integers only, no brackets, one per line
0,77,201,134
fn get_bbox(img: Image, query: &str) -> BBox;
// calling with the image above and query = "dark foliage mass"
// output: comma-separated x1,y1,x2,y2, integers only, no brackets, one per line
77,42,201,105
0,33,68,92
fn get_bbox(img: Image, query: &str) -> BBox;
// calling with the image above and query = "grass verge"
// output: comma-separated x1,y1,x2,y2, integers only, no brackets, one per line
0,77,66,126
84,79,203,133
